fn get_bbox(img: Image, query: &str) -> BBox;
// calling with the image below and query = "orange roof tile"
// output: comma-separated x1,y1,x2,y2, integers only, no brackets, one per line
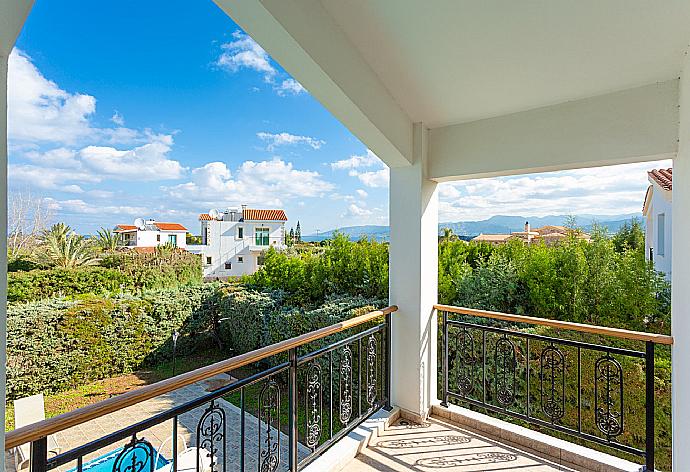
115,224,137,232
199,213,213,221
649,168,672,191
154,222,187,231
242,209,288,221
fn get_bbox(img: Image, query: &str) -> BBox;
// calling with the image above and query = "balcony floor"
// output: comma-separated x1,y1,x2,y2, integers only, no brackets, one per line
346,416,579,472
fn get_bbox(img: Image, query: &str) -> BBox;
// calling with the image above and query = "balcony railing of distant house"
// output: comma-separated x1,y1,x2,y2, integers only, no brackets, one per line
435,304,674,472
5,306,397,472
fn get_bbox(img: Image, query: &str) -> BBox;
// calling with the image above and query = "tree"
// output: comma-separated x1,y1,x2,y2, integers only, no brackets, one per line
289,227,295,246
295,221,302,243
8,191,54,260
612,218,645,253
441,227,457,241
42,223,97,268
95,228,123,253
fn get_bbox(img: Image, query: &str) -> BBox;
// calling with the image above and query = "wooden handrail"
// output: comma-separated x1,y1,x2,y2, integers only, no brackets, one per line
434,304,674,346
5,305,398,450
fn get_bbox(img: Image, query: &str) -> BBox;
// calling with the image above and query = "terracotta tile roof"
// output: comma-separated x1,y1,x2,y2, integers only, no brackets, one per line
243,209,288,221
648,168,672,191
154,222,187,231
114,224,137,232
472,234,513,242
199,213,213,221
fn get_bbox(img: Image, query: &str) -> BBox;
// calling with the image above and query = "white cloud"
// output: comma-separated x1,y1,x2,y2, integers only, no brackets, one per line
9,164,99,193
78,134,184,181
275,78,305,96
344,203,372,217
257,132,325,151
165,158,334,208
438,159,673,222
111,111,125,126
351,168,390,188
356,189,368,199
217,31,276,82
330,150,381,170
8,49,96,145
47,198,149,216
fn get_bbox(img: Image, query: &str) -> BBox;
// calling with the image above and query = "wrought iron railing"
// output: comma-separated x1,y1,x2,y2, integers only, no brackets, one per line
436,304,673,472
6,306,397,472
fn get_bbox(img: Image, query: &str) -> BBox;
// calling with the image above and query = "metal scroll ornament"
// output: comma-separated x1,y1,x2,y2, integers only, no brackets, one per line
540,344,566,421
453,327,477,397
258,379,281,472
196,400,226,472
339,345,354,424
595,355,624,438
113,435,155,472
305,363,322,449
494,335,517,407
366,335,378,406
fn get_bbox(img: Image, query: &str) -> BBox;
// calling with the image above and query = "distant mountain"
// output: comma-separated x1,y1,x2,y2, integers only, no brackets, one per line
305,214,642,242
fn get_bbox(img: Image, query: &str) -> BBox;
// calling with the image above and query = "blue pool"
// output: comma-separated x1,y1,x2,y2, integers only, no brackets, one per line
68,446,169,472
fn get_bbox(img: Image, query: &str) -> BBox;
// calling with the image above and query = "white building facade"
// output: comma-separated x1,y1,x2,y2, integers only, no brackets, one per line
114,220,188,250
643,168,673,277
188,207,287,278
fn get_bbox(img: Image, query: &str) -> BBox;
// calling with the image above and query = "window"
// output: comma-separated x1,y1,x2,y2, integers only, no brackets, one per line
237,227,243,239
657,213,665,256
168,234,177,246
256,228,270,246
206,256,212,265
238,256,244,263
156,234,161,242
224,262,232,270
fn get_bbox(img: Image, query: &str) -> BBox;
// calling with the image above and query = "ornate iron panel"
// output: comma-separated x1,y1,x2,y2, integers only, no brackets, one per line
366,335,378,406
305,362,322,449
452,327,477,397
258,378,280,472
339,345,353,425
113,435,155,472
494,335,517,407
196,400,226,472
540,344,565,421
595,355,624,438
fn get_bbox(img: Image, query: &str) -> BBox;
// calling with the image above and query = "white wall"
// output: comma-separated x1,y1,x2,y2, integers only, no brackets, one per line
645,185,672,277
200,219,285,278
134,230,187,248
389,123,438,419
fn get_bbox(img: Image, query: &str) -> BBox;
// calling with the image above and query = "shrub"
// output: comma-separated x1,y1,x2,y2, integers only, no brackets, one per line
6,285,219,400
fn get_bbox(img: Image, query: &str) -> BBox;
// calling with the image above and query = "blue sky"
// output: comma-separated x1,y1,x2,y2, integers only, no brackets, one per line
8,1,670,235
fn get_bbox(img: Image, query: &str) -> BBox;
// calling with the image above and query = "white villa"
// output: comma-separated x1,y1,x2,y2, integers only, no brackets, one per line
114,219,188,250
643,168,673,277
187,206,287,278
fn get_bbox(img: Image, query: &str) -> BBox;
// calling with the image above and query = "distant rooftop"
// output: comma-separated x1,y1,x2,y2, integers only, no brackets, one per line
648,168,673,191
199,208,288,222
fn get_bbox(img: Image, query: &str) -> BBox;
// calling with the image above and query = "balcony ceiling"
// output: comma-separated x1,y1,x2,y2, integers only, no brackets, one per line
318,0,690,128
218,0,690,169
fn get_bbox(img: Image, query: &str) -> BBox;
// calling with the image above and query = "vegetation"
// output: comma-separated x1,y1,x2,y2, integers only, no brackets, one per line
94,227,123,253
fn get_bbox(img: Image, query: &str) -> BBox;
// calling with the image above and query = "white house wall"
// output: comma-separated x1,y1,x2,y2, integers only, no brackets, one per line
200,219,284,278
645,186,673,277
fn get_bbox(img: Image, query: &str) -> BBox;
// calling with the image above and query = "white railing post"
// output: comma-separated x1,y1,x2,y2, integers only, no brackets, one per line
389,123,438,420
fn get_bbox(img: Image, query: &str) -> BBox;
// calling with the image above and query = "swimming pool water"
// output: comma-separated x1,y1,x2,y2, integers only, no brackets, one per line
67,446,169,472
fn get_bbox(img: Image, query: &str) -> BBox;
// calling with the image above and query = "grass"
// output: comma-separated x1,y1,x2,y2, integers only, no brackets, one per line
5,349,228,432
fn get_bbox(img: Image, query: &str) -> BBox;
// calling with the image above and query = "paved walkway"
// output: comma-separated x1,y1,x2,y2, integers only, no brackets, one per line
347,417,579,472
6,374,309,472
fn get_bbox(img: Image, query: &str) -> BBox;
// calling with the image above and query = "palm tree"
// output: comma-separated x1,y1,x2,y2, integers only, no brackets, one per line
42,223,97,268
95,227,122,253
441,227,456,241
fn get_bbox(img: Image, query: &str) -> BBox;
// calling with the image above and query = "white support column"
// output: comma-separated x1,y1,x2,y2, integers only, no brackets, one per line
0,52,7,463
672,49,690,471
389,123,438,419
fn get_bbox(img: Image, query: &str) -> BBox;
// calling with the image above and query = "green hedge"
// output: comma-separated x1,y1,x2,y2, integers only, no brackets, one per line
8,252,203,303
6,283,384,400
6,285,218,400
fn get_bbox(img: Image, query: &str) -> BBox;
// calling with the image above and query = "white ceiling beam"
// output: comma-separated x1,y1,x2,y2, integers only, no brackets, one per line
0,0,34,57
214,0,413,168
428,80,679,181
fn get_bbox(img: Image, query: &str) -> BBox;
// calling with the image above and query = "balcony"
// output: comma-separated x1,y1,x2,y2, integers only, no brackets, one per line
4,305,670,472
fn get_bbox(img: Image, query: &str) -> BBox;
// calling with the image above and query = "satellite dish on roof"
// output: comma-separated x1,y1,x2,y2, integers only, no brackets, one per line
209,209,221,220
134,218,145,230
